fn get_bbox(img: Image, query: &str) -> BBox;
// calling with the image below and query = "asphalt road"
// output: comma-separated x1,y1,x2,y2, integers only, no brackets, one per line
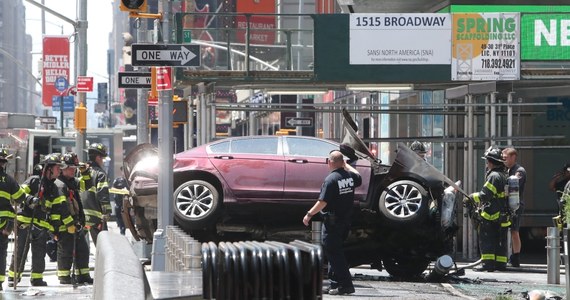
324,262,567,299
1,222,567,300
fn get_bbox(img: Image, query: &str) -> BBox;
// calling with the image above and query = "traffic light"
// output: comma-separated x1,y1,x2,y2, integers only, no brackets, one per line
119,0,147,12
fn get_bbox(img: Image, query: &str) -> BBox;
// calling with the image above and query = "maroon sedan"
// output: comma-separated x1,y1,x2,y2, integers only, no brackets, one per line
124,135,370,233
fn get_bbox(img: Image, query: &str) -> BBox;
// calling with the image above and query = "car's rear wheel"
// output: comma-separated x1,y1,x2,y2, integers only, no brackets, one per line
382,256,430,278
173,180,221,231
378,180,428,225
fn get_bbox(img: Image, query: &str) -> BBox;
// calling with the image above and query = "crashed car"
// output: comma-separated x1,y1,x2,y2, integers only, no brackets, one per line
123,109,461,278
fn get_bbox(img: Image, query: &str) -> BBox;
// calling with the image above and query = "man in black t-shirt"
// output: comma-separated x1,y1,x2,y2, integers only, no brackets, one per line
303,150,362,296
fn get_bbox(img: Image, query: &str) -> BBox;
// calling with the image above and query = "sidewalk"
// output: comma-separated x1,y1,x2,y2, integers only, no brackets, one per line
0,224,118,299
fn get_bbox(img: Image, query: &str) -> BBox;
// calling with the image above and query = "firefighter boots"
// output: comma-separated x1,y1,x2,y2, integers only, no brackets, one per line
509,253,520,267
30,278,47,286
77,274,93,284
59,276,72,284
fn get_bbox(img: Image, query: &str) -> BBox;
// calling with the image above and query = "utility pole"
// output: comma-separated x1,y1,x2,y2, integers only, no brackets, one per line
136,20,149,144
75,0,88,159
152,0,174,272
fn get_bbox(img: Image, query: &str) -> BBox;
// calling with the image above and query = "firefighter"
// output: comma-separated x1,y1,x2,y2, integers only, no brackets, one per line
8,153,74,286
81,143,111,245
0,147,26,290
112,177,127,235
465,146,510,272
56,152,93,284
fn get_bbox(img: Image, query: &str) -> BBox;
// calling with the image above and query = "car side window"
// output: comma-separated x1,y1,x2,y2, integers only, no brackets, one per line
209,141,230,154
231,138,278,155
286,137,336,157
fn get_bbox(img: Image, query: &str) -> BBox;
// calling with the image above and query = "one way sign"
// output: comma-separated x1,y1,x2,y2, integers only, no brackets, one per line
118,72,151,88
131,44,201,67
286,117,313,127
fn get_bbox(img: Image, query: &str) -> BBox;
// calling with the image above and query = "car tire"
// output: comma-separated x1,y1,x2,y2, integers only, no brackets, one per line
378,180,428,225
382,256,430,279
173,180,221,230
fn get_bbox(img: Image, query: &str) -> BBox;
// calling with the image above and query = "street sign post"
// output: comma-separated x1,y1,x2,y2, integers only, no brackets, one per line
131,44,201,67
118,72,152,88
286,117,313,127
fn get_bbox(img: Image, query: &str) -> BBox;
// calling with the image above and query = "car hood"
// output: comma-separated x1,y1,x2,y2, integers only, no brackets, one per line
123,143,159,183
341,108,376,159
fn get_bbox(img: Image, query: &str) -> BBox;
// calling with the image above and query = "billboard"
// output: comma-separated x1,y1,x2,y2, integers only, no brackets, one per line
236,0,276,45
42,36,70,107
350,14,452,65
521,14,570,60
451,13,520,80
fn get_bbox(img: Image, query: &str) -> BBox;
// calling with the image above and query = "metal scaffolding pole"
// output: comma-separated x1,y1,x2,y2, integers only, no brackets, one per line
507,92,514,146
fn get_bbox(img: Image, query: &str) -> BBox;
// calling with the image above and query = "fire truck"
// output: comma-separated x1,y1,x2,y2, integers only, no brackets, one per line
0,112,124,183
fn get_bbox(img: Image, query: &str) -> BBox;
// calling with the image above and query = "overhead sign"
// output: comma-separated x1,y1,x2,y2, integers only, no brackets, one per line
42,36,70,106
131,44,200,67
451,13,520,81
350,14,451,65
236,0,276,45
286,117,313,127
521,14,570,60
52,96,74,112
76,76,94,92
118,72,151,88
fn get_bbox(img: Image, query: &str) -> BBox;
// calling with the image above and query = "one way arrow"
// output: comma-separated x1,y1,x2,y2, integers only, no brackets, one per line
132,44,201,67
136,46,197,65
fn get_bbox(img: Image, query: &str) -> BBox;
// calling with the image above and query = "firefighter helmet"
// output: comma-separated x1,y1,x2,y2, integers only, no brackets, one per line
410,140,426,154
87,143,108,157
113,177,127,189
482,146,505,164
42,153,65,167
62,152,80,167
0,147,12,162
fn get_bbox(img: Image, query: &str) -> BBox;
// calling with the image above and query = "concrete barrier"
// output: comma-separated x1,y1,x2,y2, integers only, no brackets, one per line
93,231,145,300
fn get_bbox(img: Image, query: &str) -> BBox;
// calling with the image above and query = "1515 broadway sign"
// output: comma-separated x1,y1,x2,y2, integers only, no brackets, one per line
521,14,570,60
349,13,451,65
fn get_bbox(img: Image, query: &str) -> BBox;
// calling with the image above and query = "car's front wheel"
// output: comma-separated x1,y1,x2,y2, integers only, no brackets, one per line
173,180,221,231
378,180,428,225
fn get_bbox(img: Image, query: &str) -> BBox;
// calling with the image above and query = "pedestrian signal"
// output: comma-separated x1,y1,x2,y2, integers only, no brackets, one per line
119,0,147,12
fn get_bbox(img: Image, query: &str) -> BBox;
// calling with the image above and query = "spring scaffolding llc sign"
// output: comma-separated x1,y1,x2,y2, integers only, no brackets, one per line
452,13,520,81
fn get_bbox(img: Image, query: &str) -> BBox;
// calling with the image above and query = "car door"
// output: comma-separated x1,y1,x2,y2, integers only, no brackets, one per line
282,137,337,201
208,137,285,200
283,136,371,202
